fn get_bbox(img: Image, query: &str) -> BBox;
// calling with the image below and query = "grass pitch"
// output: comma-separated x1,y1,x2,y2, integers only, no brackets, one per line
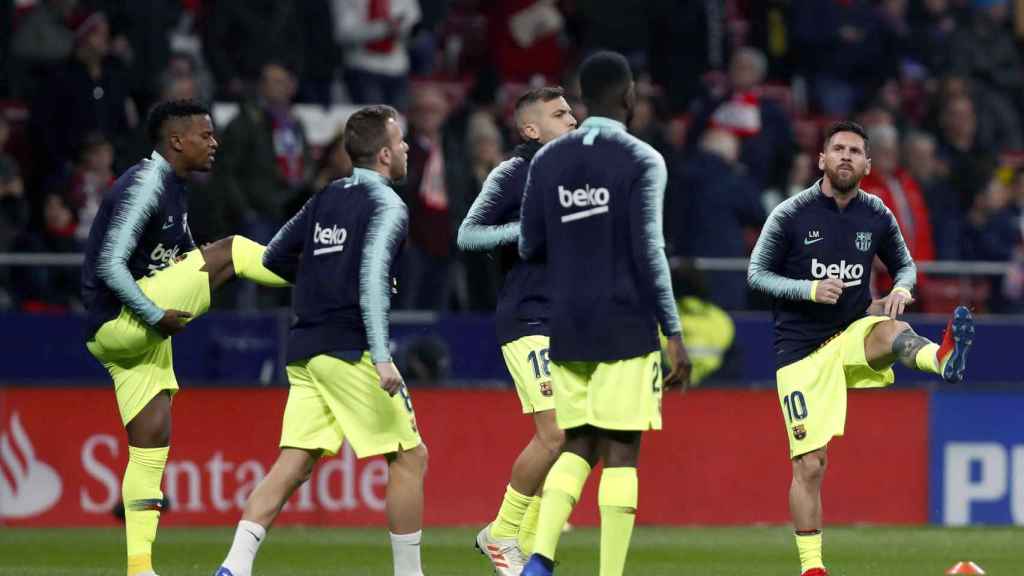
0,525,1019,575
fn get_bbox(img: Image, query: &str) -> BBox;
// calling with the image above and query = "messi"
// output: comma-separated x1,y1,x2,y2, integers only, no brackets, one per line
559,184,609,208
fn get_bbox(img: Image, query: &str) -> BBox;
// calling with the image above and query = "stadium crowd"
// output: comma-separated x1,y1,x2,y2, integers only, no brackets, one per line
1,0,1023,314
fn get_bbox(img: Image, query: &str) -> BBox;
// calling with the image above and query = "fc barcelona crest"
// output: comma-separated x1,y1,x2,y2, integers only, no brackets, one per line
855,231,872,252
792,424,807,440
540,381,553,397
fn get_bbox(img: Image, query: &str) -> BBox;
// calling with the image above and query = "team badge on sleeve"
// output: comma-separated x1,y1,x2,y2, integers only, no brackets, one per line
855,232,872,252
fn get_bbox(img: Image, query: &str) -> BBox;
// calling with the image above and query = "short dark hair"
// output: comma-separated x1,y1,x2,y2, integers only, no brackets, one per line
344,105,399,166
579,51,632,108
824,120,870,156
147,99,210,144
514,86,565,115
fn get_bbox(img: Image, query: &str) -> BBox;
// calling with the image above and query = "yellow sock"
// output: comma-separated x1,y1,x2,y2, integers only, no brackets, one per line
915,343,940,374
517,496,541,555
231,236,290,287
533,453,591,561
795,531,824,573
599,467,638,576
490,484,533,539
124,446,168,576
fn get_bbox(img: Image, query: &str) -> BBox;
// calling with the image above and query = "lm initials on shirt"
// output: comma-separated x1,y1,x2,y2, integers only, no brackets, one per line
811,258,864,287
559,184,609,223
313,221,347,256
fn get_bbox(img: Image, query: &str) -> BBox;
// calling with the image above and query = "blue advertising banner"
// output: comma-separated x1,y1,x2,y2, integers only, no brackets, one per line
930,390,1024,525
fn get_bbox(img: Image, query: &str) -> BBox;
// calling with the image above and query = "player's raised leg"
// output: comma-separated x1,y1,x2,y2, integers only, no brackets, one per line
215,448,318,576
863,305,975,383
790,447,828,576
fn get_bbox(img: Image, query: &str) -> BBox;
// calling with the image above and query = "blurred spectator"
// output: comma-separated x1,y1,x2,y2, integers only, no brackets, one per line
456,111,505,311
54,133,115,244
214,61,309,235
790,0,889,116
331,0,421,110
487,0,565,83
649,0,730,113
11,0,76,96
686,46,796,194
667,129,765,310
629,77,672,159
205,1,306,101
907,0,958,76
0,116,29,309
935,94,997,212
86,0,181,112
904,130,962,260
33,11,135,174
158,52,214,105
283,131,355,220
948,0,1024,116
860,123,936,307
397,85,471,310
17,194,81,310
964,174,1023,312
927,74,1022,154
212,60,310,307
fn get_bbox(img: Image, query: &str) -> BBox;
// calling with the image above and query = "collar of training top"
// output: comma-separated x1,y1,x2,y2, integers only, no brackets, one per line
513,140,542,161
811,178,865,211
579,116,627,133
351,167,390,187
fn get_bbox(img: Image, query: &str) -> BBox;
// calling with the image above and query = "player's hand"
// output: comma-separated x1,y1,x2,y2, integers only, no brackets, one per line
663,335,692,390
375,361,405,396
155,309,192,337
812,278,843,304
878,289,914,319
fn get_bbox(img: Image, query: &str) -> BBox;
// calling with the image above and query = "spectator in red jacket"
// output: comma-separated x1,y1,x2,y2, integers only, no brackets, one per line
860,123,937,309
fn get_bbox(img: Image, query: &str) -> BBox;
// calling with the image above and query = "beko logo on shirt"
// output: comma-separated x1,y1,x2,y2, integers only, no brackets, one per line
811,258,864,287
558,185,609,223
147,243,181,273
313,222,347,256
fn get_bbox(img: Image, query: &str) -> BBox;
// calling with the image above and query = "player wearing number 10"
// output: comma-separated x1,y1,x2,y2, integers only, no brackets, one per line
213,106,427,576
457,86,578,574
747,120,975,576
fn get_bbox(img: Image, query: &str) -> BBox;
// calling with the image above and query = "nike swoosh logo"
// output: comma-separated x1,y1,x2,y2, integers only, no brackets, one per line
804,237,823,245
245,529,262,542
163,222,174,230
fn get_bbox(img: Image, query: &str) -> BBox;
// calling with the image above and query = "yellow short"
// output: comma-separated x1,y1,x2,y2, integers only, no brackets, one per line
776,315,895,459
501,335,555,414
281,352,422,459
550,350,662,431
86,249,210,426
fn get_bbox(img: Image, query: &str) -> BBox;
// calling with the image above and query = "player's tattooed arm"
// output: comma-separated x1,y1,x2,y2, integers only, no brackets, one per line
892,328,931,369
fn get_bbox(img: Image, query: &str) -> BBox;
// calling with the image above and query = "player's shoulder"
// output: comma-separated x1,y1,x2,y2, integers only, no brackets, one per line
857,189,895,218
768,183,820,223
487,155,528,185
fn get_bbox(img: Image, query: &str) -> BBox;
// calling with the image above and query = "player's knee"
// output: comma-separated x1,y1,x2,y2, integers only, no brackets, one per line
401,442,429,476
795,451,828,483
536,425,565,455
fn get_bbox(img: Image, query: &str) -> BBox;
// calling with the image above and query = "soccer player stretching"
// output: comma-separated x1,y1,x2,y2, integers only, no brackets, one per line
457,86,577,574
82,100,291,576
519,51,691,576
214,105,427,576
747,121,975,576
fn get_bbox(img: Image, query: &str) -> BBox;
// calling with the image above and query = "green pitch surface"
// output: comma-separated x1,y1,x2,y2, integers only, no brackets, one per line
1,526,1020,575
